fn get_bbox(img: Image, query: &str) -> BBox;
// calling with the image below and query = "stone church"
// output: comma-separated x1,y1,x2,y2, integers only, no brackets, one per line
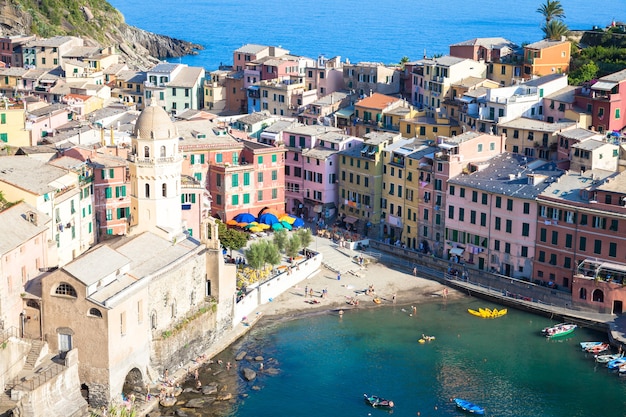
40,102,236,407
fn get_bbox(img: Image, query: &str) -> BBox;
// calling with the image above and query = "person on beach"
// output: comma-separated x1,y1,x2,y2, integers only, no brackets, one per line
305,285,308,298
413,266,417,277
392,293,396,303
337,272,341,280
194,369,199,380
309,288,313,297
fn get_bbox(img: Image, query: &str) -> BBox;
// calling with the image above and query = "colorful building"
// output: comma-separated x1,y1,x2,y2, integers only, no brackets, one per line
574,68,626,133
522,39,570,79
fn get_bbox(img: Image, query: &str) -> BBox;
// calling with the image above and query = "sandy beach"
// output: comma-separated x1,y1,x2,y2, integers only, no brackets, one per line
255,260,463,319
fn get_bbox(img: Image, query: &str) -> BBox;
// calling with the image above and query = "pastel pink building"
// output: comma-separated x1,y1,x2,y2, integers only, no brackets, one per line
0,202,52,334
282,124,362,221
26,103,71,145
91,154,131,240
417,132,505,257
446,153,562,277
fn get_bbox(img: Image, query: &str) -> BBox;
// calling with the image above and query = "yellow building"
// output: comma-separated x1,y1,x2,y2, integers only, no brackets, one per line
0,67,28,98
380,138,418,242
112,70,146,109
338,131,401,238
0,99,30,147
203,69,230,113
400,110,460,140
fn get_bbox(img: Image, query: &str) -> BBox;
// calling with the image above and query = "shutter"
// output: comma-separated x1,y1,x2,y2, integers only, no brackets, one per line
115,187,120,198
181,194,185,203
191,154,195,164
191,194,196,203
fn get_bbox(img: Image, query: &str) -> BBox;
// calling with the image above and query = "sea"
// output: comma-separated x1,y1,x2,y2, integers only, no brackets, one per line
105,2,626,415
171,300,626,417
108,0,626,71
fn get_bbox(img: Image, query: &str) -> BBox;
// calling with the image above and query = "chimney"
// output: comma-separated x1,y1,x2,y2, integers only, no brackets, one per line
27,211,38,226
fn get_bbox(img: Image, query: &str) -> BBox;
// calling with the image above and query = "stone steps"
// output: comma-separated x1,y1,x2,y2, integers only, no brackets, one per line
23,340,44,371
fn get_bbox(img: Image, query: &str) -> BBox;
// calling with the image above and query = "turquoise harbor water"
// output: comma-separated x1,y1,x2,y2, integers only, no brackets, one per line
189,300,626,417
109,0,626,71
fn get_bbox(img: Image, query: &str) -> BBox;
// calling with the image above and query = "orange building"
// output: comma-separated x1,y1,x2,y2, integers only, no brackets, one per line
523,39,570,79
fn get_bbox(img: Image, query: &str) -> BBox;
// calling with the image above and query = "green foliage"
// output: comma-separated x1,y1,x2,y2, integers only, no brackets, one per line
217,221,249,254
272,229,288,252
11,0,124,44
536,0,565,24
568,61,599,85
160,302,214,340
285,235,301,260
264,241,282,268
569,44,626,85
296,228,313,251
245,240,281,275
541,19,570,40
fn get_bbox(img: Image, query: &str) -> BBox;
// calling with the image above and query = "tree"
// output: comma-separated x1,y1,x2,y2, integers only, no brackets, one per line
568,61,599,85
264,241,282,272
273,229,288,252
245,240,281,280
398,56,410,69
296,228,313,252
542,19,570,40
285,235,301,261
536,0,565,25
217,221,249,255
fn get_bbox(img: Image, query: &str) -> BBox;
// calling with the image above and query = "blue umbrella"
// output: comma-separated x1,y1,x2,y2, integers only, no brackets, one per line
292,217,305,228
259,213,279,225
234,213,256,223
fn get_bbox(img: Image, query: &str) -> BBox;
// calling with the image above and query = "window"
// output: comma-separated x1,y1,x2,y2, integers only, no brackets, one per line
55,283,77,297
565,234,572,248
594,239,602,254
460,188,465,198
579,236,586,251
609,242,617,257
521,246,528,257
243,193,250,204
106,209,113,221
258,172,263,183
243,172,250,186
495,217,501,230
480,212,486,226
522,223,529,236
470,210,476,224
258,190,263,201
459,208,464,221
216,153,223,163
495,196,501,208
494,240,500,251
448,205,454,219
232,174,239,187
564,257,571,269
538,251,546,262
505,243,511,254
523,202,530,214
506,199,513,211
145,184,150,198
89,308,102,318
120,312,126,335
272,188,277,199
472,191,478,202
232,194,239,205
162,183,167,197
481,193,488,205
505,219,512,233
258,155,264,164
272,170,278,181
540,228,546,242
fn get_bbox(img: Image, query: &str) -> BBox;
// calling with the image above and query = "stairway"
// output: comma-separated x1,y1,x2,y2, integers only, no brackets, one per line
23,340,44,371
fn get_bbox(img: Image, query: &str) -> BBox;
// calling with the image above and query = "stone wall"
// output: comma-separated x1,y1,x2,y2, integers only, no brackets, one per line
0,335,29,393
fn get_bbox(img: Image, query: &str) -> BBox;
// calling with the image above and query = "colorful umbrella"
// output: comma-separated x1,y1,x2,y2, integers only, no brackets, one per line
237,222,249,227
259,213,279,225
292,217,305,228
281,221,293,230
258,224,271,230
272,223,284,231
226,219,238,226
279,215,296,224
234,213,256,223
249,226,263,233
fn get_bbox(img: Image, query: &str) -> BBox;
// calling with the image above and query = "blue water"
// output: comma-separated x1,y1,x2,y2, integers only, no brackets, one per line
109,0,626,71
209,300,626,417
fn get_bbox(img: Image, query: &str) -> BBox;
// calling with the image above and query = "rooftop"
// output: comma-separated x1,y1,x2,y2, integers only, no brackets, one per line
572,139,611,151
0,156,69,195
524,39,569,50
448,152,563,199
498,117,576,132
168,66,204,88
356,93,401,110
557,128,602,141
63,245,130,287
235,44,270,54
0,202,51,255
539,169,617,204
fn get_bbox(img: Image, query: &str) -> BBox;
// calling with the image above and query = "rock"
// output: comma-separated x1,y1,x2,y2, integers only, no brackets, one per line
160,396,177,407
183,387,196,393
201,385,217,395
242,368,257,381
252,385,261,391
216,392,233,401
175,410,189,417
264,367,280,375
184,398,207,408
254,356,264,362
235,351,247,361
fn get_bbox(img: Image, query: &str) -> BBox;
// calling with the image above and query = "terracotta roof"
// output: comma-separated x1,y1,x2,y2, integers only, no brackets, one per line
356,93,400,110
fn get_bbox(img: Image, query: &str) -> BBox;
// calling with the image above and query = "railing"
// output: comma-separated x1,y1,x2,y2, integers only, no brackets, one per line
0,326,19,346
11,363,66,391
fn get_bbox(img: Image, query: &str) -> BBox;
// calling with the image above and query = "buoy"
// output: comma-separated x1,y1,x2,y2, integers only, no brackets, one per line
418,339,425,344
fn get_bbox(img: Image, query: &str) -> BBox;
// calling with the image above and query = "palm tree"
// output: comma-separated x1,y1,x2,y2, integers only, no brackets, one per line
542,19,570,40
536,0,565,25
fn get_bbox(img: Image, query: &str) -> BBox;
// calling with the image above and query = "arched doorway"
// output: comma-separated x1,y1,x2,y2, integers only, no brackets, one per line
122,368,144,399
24,299,41,339
592,289,604,303
81,383,89,404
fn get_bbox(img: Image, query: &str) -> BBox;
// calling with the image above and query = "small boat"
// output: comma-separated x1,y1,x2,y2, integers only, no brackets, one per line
580,341,603,350
607,357,626,370
468,308,483,317
364,393,394,408
596,353,623,364
543,323,576,338
542,322,567,334
585,343,610,354
454,398,485,415
418,334,436,343
468,307,507,319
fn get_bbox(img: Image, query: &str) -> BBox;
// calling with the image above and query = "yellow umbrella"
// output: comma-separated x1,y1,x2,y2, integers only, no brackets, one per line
279,215,296,224
249,226,263,233
258,224,271,230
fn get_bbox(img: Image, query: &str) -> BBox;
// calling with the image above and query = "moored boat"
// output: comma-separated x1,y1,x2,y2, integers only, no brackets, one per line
468,307,507,319
364,393,394,408
454,398,485,415
596,353,623,364
607,357,626,370
585,343,610,354
543,323,576,338
580,341,603,350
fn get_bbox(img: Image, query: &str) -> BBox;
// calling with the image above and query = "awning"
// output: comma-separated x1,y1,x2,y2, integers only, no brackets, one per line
343,216,359,224
336,106,355,117
450,247,464,256
592,81,617,91
458,96,474,103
